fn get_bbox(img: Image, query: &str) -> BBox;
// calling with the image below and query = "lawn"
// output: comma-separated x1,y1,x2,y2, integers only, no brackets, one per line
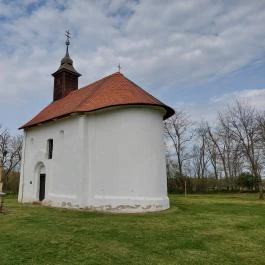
1,194,265,265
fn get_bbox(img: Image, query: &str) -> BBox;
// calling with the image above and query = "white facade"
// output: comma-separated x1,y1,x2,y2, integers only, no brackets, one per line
18,106,169,212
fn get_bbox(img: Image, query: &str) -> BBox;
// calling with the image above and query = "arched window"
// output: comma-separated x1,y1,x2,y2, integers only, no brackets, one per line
59,130,64,138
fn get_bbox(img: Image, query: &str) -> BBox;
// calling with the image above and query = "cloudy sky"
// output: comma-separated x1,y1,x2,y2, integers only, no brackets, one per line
1,0,265,134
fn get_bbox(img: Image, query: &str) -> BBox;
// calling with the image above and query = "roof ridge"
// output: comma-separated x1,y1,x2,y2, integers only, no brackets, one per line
77,72,121,92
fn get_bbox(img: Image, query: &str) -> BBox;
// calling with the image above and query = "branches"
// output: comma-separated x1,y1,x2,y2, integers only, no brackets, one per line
0,125,22,191
211,102,263,198
164,101,265,199
164,110,194,176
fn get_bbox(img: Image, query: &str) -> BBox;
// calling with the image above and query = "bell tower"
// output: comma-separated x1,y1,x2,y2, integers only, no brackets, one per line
52,30,81,101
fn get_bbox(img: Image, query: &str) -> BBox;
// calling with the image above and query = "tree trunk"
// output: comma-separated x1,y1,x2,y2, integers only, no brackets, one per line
257,177,264,200
258,184,264,199
253,167,264,200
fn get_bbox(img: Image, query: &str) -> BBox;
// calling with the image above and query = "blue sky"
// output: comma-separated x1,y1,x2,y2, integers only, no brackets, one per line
0,0,265,134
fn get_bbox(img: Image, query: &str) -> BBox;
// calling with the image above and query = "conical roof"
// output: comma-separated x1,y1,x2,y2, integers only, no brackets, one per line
52,50,81,77
20,72,174,129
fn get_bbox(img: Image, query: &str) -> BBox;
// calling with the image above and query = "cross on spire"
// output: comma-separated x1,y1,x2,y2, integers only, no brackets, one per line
65,30,71,56
65,30,71,45
118,62,121,72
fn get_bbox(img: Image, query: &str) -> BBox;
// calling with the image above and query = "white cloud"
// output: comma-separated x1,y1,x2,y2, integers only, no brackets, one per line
176,88,265,125
211,88,265,111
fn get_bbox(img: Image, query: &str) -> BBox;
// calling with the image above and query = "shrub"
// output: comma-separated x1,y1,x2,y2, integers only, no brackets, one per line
236,172,255,190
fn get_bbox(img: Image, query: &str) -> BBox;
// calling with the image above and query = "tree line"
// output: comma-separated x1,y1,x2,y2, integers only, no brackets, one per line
164,101,265,199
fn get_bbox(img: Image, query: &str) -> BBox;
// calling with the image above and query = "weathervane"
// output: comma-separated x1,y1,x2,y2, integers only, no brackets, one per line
65,29,71,56
118,62,121,72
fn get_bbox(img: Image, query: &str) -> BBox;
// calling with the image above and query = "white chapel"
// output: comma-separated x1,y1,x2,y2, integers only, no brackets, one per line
18,34,174,213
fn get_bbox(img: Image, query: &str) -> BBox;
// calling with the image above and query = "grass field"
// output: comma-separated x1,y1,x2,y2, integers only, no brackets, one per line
1,194,265,265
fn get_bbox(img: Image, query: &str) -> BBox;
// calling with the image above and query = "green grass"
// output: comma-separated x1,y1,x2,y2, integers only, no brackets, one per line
1,194,265,265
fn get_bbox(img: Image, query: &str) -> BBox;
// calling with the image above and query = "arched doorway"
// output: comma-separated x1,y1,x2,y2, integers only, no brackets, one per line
35,162,46,202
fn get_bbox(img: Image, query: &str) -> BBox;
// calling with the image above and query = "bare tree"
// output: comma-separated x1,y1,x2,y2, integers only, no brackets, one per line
205,130,219,179
205,122,243,186
219,102,264,199
257,113,265,141
0,126,22,191
256,112,265,158
164,110,193,176
204,122,230,179
193,123,210,179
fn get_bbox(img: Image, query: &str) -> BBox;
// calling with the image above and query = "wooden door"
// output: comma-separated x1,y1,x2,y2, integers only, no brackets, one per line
39,174,46,201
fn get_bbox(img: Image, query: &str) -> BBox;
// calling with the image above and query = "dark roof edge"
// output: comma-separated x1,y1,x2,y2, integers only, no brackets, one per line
52,67,81,77
19,103,175,130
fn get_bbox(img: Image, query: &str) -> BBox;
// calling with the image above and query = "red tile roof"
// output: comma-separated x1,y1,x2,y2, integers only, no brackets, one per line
20,72,175,129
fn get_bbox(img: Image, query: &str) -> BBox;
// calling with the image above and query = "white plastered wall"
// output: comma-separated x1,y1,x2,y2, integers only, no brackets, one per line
18,116,84,207
89,106,169,212
18,106,169,212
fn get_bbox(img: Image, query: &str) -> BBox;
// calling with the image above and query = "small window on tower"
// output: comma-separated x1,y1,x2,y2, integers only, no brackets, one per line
47,139,53,159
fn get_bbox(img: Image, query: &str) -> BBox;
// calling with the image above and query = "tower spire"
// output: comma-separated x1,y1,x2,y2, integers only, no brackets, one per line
52,30,81,101
54,29,81,73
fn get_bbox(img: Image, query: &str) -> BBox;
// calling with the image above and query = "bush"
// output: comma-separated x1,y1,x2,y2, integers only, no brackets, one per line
236,172,255,190
4,171,20,194
167,176,251,194
167,175,192,193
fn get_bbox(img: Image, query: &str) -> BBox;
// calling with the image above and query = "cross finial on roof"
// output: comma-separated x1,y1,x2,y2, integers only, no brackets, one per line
65,30,71,56
118,62,121,72
65,30,71,45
